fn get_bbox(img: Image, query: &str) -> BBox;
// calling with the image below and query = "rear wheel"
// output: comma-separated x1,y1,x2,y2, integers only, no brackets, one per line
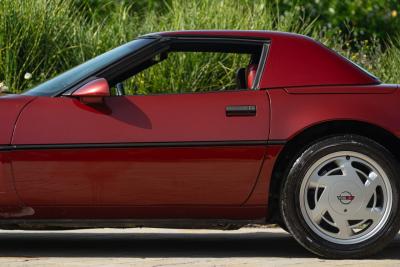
280,135,400,258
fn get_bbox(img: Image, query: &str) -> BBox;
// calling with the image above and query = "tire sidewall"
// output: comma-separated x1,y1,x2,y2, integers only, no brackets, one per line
281,135,400,258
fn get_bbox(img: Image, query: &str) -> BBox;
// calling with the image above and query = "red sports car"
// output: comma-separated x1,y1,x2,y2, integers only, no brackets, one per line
1,30,399,258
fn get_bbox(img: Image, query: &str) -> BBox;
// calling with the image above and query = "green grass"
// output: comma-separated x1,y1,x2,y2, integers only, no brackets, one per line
0,0,399,93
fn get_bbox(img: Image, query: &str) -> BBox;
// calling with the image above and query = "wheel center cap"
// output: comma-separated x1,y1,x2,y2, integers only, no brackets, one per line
337,191,355,205
329,182,363,215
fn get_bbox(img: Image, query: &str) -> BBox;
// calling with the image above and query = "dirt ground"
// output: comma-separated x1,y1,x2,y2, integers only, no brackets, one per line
0,227,398,266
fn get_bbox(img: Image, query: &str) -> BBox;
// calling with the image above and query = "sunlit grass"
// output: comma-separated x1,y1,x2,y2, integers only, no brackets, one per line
0,0,399,93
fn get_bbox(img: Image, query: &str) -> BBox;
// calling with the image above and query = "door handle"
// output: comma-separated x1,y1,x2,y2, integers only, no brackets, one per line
226,105,257,117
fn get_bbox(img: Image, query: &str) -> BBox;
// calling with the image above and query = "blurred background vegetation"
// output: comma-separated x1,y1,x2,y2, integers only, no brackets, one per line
1,0,400,93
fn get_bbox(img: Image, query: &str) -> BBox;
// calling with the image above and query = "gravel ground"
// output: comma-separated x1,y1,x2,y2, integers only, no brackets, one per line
0,227,398,266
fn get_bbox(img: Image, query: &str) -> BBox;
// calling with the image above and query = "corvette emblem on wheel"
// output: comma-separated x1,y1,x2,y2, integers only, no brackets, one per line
337,191,355,204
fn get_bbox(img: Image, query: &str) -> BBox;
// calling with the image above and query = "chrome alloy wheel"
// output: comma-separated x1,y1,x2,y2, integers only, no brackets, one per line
299,151,393,245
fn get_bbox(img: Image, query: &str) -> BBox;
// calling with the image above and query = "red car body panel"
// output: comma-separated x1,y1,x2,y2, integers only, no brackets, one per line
11,146,265,206
0,95,35,215
285,84,397,94
244,145,283,206
0,95,35,144
268,84,400,140
5,146,283,220
13,91,269,144
9,90,270,218
0,31,397,225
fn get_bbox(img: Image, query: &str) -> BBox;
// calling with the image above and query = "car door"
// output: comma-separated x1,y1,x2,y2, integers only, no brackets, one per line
11,90,270,208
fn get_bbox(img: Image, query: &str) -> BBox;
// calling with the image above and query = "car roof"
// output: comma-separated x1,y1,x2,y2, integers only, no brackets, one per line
142,30,380,88
145,30,308,40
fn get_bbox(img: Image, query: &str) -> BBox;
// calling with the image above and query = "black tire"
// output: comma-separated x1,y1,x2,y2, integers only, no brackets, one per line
280,134,400,258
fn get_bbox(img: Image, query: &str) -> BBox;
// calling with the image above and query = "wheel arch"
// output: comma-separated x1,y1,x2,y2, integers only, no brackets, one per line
267,119,400,223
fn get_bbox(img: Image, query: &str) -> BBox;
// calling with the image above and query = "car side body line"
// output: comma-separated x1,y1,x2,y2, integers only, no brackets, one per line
284,84,397,94
0,140,286,151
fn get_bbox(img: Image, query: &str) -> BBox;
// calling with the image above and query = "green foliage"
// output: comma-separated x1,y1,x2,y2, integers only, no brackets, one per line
0,0,316,93
77,0,400,43
0,0,80,91
124,0,316,94
127,52,250,95
0,0,139,92
0,0,400,93
370,38,400,84
280,0,400,43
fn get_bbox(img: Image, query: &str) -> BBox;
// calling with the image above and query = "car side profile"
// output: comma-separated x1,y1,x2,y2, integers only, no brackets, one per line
1,30,400,258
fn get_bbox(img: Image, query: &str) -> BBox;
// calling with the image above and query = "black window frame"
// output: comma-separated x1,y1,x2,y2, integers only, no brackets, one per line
62,36,270,96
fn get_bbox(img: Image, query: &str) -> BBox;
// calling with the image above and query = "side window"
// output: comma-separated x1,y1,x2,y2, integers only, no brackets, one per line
120,52,251,95
109,39,265,96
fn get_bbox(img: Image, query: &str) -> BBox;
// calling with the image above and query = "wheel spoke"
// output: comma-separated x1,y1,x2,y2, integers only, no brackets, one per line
309,173,340,188
310,189,329,223
364,172,384,202
339,159,365,187
330,211,353,239
352,207,382,222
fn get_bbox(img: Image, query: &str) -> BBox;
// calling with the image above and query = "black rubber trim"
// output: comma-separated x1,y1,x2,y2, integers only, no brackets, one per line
152,35,270,43
0,140,286,151
267,140,286,145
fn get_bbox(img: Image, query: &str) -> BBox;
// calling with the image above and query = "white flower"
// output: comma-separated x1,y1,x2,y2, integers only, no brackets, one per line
0,82,8,92
24,72,32,80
